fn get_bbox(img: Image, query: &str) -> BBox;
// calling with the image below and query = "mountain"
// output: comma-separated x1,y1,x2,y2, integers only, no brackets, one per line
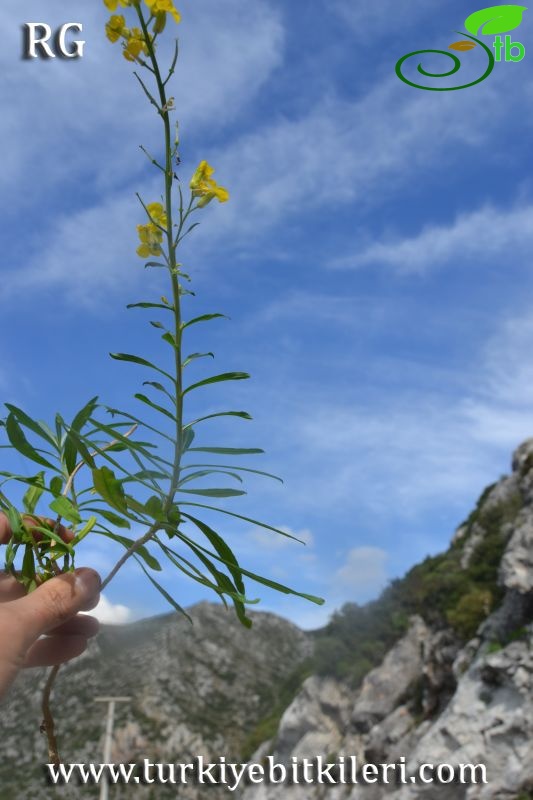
1,440,532,799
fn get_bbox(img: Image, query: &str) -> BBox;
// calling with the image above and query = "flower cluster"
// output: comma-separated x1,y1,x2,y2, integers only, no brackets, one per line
190,161,230,208
103,0,180,61
137,202,167,258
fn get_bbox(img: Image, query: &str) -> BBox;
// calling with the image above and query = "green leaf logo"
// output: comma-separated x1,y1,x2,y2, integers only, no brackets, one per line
464,4,527,35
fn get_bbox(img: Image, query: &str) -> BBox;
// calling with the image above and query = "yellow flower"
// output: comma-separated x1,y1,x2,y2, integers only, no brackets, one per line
136,222,164,258
104,0,131,10
105,14,127,43
144,0,181,24
190,161,229,208
123,27,149,61
136,203,167,257
147,202,167,226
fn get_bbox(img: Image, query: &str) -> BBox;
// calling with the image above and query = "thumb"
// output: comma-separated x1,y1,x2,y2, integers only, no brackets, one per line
13,568,101,648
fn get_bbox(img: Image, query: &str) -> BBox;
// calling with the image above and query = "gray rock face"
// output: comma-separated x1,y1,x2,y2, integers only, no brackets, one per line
351,617,428,733
239,441,533,800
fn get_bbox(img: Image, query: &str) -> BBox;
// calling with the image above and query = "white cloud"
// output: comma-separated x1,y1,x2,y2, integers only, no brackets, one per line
90,594,132,625
249,526,314,550
331,203,533,274
334,546,388,598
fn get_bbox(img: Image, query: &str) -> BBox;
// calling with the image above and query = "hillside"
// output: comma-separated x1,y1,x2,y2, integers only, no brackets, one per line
1,440,532,799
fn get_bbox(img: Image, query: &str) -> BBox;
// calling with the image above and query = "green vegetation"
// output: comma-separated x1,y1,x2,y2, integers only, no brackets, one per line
312,484,521,684
240,660,313,760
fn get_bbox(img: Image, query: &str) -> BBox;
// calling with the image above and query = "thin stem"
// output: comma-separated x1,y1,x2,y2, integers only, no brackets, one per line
41,665,61,766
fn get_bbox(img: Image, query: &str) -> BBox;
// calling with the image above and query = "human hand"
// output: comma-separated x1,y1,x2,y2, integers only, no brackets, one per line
0,513,100,701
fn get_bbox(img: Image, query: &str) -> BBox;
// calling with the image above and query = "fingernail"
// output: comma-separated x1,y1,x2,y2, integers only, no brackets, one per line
74,568,101,596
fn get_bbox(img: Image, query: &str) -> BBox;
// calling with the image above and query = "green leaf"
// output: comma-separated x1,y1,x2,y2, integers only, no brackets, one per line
64,397,99,474
92,466,128,513
4,404,58,449
143,381,175,404
178,469,243,486
72,516,97,544
62,428,96,470
183,411,252,430
180,502,304,542
182,514,245,594
109,352,174,382
5,414,57,470
126,301,174,312
22,472,45,514
134,393,176,422
50,476,63,497
95,509,131,529
183,372,249,396
144,494,164,520
182,463,283,483
135,556,192,621
181,313,228,331
464,4,527,35
182,352,215,367
149,320,165,329
178,488,246,498
49,496,82,525
187,447,264,456
181,427,195,453
161,332,177,348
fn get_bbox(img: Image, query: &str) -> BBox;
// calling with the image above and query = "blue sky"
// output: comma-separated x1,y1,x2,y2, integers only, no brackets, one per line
2,0,533,628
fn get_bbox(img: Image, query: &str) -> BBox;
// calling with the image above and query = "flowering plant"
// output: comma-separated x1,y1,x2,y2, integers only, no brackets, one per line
0,0,323,763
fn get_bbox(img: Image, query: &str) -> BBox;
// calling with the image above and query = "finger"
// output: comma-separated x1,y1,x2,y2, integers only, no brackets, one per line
12,568,101,647
0,512,74,545
46,614,99,638
0,573,26,602
0,514,10,545
23,634,88,668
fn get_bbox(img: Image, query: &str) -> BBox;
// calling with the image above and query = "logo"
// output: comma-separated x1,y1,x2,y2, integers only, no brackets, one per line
396,4,527,90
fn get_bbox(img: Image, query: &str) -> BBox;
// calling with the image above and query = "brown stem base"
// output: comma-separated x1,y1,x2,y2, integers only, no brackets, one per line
40,664,61,766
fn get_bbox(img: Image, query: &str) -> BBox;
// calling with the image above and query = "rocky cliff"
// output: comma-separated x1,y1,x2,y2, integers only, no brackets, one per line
1,441,532,800
241,440,533,800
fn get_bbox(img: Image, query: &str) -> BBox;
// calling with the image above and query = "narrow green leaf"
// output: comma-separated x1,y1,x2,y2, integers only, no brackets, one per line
183,372,249,396
186,447,264,456
180,502,303,542
135,556,192,621
95,509,131,529
178,469,243,486
64,397,99,474
183,411,252,430
182,352,214,367
181,463,283,483
4,404,57,448
5,414,57,470
72,516,97,544
150,320,165,329
92,466,128,513
182,514,245,594
178,488,246,498
181,313,228,331
134,393,176,422
127,301,174,312
161,332,177,348
109,352,174,382
49,496,82,525
22,472,45,514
